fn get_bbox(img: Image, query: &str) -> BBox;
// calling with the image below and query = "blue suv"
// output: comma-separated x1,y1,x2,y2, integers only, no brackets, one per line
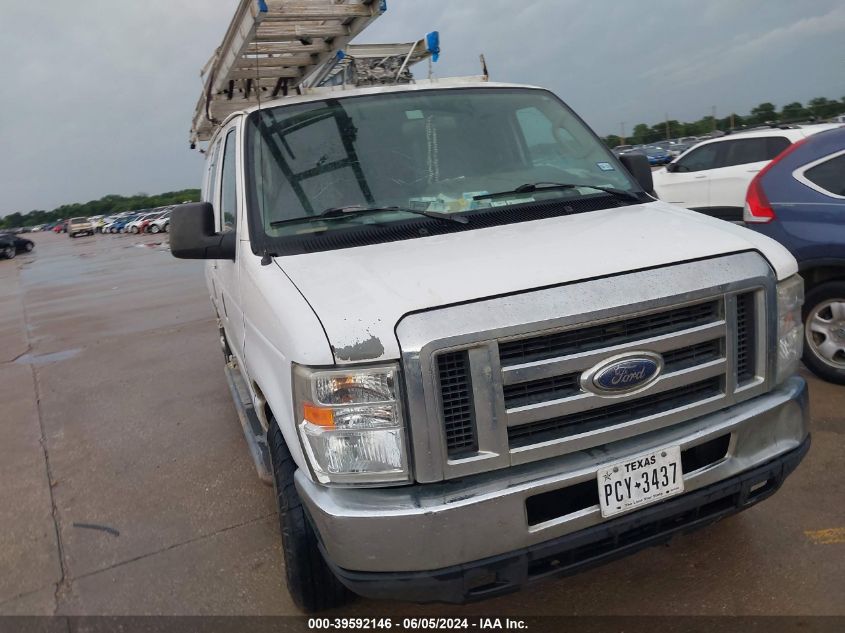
744,126,845,384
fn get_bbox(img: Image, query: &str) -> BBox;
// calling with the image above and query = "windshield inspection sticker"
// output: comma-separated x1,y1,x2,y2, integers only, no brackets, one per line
597,162,616,171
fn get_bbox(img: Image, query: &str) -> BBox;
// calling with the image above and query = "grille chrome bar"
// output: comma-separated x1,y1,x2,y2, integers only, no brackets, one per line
508,377,724,447
506,358,727,427
498,300,719,367
501,319,727,386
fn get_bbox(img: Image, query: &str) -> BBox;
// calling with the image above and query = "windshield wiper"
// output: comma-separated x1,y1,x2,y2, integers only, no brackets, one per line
270,205,468,228
474,182,640,203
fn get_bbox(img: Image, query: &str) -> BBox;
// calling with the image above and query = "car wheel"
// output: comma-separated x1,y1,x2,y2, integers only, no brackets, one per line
150,225,161,234
3,246,16,259
131,227,138,234
803,281,845,385
267,417,354,613
163,223,169,233
24,242,34,252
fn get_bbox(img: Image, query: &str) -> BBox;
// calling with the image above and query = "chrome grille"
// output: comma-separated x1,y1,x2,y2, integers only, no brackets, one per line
433,291,765,471
402,253,775,482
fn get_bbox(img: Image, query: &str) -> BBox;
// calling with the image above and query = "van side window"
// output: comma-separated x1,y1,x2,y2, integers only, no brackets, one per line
220,129,238,231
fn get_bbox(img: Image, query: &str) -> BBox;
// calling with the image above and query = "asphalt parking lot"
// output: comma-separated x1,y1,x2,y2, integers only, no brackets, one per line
1,232,843,617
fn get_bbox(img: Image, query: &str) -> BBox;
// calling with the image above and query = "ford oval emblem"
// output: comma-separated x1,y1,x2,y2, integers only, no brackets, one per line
584,353,664,396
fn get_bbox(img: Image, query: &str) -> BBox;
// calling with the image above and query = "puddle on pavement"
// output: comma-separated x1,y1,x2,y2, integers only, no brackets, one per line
15,348,82,366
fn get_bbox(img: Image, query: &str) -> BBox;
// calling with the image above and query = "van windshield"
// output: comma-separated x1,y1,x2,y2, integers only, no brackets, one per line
245,88,640,248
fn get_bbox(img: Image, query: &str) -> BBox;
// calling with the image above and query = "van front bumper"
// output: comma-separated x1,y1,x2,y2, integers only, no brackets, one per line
295,376,810,603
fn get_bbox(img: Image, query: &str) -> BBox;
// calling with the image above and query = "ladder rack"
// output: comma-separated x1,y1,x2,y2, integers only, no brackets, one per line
191,0,439,146
192,0,386,144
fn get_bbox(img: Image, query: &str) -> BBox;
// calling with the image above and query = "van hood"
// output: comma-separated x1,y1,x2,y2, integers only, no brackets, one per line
276,201,797,364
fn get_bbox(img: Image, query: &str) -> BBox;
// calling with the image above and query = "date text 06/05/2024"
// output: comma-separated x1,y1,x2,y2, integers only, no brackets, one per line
307,618,529,630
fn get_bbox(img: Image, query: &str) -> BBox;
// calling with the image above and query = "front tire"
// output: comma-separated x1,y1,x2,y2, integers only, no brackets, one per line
24,242,34,252
267,419,354,613
150,224,161,234
803,281,845,385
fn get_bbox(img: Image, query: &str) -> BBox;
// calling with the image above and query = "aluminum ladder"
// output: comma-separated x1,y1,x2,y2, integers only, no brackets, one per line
191,0,438,145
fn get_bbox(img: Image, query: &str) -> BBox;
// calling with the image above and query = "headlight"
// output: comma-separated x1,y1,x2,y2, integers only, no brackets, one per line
776,275,804,385
293,364,409,486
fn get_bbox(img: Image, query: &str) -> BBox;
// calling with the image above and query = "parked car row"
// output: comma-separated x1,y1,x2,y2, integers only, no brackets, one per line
100,208,173,234
649,125,845,384
614,124,845,384
652,123,841,221
613,138,706,165
4,207,177,238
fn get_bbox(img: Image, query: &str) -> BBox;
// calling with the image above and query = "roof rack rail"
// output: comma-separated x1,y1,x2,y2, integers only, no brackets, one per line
190,0,440,146
309,33,440,88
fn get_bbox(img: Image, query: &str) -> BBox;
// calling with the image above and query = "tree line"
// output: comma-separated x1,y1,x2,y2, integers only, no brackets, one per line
0,189,202,230
604,96,845,148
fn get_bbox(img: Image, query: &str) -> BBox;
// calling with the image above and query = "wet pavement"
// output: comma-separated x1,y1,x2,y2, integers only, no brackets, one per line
0,232,843,616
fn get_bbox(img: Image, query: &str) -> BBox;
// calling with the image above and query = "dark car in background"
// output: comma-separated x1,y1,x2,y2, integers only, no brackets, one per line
0,233,35,259
744,126,845,384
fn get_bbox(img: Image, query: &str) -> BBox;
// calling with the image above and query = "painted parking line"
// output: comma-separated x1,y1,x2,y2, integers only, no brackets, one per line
805,528,845,545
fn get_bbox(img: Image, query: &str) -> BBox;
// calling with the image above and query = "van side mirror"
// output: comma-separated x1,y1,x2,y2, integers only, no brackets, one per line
170,202,236,260
618,152,655,197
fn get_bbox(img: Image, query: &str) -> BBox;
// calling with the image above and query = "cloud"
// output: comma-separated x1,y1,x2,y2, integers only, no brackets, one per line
643,5,845,88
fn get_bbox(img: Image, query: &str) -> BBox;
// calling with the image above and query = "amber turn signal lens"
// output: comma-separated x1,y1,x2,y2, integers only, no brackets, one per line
303,402,335,428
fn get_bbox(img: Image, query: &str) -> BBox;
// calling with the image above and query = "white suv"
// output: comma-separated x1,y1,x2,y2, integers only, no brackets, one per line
654,124,841,221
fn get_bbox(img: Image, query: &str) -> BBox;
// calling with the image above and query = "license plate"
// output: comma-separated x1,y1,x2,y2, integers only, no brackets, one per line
598,446,684,519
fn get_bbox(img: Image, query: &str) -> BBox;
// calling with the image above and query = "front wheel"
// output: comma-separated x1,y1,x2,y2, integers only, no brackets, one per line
150,224,161,234
3,246,16,259
267,419,354,612
24,242,34,252
803,281,845,385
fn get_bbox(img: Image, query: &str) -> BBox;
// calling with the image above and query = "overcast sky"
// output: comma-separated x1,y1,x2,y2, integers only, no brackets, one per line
1,0,843,216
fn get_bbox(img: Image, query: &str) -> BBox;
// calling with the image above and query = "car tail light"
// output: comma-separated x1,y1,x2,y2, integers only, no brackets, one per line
744,176,775,223
744,138,808,224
